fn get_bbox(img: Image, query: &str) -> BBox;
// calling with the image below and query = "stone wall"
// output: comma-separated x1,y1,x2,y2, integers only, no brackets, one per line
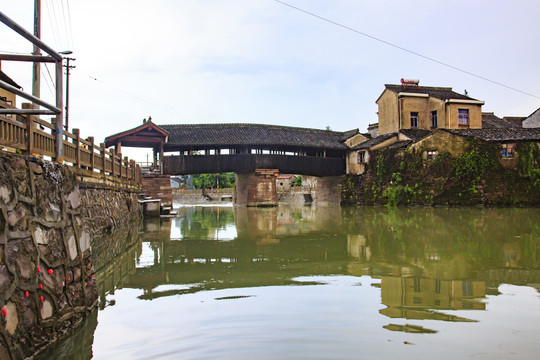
235,170,278,206
142,175,172,207
0,153,141,359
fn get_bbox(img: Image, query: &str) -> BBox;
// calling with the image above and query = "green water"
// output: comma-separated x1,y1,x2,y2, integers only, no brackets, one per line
42,205,540,359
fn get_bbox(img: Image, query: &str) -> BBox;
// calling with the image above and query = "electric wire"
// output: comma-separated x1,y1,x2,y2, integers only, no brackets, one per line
44,0,61,49
59,0,72,51
273,0,540,100
87,75,190,121
41,66,55,98
65,0,75,51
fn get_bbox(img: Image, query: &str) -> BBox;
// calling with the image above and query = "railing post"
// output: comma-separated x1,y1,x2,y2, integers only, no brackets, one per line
123,156,128,179
129,159,134,180
100,142,106,178
88,136,95,171
73,128,81,168
23,115,33,155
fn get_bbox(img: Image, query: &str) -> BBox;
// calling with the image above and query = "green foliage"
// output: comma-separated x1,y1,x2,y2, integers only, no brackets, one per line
517,143,540,189
192,173,236,189
293,175,302,187
451,145,496,194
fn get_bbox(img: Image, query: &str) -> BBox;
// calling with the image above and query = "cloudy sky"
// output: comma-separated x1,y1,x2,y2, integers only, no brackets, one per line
1,0,539,161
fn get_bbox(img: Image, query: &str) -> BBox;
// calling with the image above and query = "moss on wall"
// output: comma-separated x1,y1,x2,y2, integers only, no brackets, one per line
356,140,540,206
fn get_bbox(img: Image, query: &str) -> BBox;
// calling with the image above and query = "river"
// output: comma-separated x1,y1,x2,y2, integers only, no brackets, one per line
38,205,540,359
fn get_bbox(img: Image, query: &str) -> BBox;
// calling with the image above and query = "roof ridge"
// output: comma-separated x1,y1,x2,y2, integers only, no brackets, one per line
158,123,349,135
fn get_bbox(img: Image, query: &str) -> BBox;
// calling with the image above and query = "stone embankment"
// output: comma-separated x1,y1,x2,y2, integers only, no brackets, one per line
0,152,141,359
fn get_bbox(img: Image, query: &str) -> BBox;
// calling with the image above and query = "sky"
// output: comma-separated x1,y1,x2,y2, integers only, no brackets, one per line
1,0,540,161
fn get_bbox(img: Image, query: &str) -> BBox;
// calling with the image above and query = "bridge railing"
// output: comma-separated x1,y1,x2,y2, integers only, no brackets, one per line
0,105,142,185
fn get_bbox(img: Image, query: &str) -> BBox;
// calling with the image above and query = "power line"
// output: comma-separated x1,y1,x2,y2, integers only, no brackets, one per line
59,0,73,50
41,66,55,98
44,0,61,48
272,0,540,100
87,75,190,121
65,0,75,51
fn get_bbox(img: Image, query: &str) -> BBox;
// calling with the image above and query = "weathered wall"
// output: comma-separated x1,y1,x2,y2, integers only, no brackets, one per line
523,108,540,128
142,175,173,207
447,103,482,129
0,153,141,359
235,170,278,206
408,130,468,158
377,90,399,135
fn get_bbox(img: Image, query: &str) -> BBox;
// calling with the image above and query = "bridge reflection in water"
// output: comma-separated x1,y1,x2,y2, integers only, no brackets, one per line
95,206,540,328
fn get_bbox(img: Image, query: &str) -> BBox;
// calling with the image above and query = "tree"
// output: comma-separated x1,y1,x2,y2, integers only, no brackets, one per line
192,173,236,189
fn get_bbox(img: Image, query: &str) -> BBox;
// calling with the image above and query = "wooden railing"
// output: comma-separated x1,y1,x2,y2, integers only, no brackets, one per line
0,101,142,185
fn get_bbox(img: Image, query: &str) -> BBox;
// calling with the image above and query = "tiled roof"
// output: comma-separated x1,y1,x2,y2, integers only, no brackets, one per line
352,132,397,150
383,84,479,101
482,113,521,129
387,140,412,150
399,129,432,142
159,123,356,150
443,128,540,142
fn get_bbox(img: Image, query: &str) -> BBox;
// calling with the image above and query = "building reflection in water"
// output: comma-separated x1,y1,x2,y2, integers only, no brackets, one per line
94,206,540,332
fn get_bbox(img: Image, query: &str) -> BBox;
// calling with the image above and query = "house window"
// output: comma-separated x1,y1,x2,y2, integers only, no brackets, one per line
427,150,438,160
501,143,514,158
462,281,473,296
357,151,366,164
458,109,469,125
410,112,419,128
431,111,438,127
414,278,421,292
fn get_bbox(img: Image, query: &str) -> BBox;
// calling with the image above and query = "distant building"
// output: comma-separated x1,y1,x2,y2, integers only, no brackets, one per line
407,128,540,168
0,63,22,109
276,174,296,192
523,108,540,128
376,79,484,135
347,129,431,175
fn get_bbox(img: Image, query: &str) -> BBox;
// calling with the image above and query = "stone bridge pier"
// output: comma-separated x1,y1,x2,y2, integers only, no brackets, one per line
235,170,342,207
235,169,278,206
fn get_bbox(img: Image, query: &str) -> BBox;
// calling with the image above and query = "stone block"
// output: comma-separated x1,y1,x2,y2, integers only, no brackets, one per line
8,206,26,227
65,188,81,209
79,231,91,252
4,302,18,335
40,298,53,320
67,235,78,261
0,185,11,205
29,162,43,174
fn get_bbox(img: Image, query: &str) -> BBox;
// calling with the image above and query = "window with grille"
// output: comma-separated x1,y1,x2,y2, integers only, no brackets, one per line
410,112,419,128
501,143,515,158
431,110,438,127
458,109,469,125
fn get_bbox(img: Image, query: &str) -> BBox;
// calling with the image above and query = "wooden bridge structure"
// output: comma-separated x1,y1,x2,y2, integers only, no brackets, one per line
105,121,361,206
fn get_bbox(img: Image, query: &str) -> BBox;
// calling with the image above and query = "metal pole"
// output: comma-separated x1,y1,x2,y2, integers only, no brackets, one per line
55,61,64,162
0,54,55,62
0,11,62,61
32,0,41,99
0,79,61,113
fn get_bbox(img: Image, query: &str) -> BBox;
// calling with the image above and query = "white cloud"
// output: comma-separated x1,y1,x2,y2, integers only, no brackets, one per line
1,0,539,161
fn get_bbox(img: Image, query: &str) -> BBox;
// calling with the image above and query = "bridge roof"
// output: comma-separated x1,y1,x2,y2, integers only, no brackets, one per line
159,123,358,151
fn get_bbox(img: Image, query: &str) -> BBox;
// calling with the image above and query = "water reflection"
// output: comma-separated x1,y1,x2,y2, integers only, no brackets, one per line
96,206,540,319
83,206,540,359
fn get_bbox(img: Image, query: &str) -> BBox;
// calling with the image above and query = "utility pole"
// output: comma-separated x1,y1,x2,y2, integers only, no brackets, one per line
63,55,75,130
32,0,41,99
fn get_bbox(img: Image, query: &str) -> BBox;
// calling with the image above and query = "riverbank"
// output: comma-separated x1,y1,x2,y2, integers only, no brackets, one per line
0,152,141,359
